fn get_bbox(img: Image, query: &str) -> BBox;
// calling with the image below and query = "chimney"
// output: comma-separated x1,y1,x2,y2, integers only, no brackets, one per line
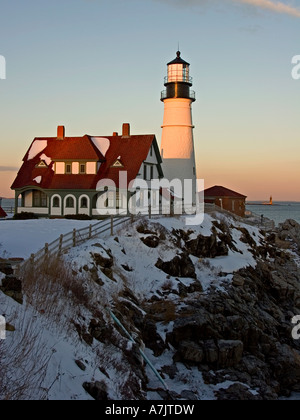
57,125,65,140
122,123,130,138
113,132,119,137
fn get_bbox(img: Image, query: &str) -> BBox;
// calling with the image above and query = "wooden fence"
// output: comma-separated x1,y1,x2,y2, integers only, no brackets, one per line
17,216,131,272
1,206,15,214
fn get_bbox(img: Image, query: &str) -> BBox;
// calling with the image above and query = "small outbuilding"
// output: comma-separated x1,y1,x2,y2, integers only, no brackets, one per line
203,185,247,217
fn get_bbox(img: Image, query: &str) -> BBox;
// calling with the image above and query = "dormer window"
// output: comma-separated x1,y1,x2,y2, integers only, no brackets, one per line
36,160,48,169
111,159,124,168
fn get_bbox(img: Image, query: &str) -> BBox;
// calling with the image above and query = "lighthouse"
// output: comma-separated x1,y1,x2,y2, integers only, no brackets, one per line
160,51,197,206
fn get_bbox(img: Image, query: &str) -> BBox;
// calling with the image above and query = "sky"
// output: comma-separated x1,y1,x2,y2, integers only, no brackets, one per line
0,0,299,201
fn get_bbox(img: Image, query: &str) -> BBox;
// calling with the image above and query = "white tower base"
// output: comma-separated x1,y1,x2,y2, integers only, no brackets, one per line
161,98,196,205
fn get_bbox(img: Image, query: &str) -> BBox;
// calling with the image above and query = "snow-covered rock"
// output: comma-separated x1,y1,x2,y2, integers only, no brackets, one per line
1,213,300,400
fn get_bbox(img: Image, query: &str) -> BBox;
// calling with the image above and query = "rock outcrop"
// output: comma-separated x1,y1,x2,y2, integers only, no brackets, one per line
155,253,196,279
278,219,300,250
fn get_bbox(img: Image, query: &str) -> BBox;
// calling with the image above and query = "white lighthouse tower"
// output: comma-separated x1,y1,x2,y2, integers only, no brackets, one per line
160,51,197,205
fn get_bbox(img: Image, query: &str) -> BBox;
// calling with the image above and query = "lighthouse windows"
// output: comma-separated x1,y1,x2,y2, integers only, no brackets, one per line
168,64,190,83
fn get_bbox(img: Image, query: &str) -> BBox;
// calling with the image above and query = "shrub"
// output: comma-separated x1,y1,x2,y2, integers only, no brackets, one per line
162,279,173,291
13,212,38,220
64,214,92,221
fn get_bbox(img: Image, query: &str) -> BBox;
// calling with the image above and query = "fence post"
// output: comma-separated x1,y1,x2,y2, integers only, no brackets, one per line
30,254,35,265
148,205,152,220
73,229,76,247
45,243,49,257
110,216,114,236
59,234,63,254
89,224,92,239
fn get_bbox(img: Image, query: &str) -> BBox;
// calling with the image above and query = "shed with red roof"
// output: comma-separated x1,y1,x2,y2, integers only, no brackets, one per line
203,186,247,217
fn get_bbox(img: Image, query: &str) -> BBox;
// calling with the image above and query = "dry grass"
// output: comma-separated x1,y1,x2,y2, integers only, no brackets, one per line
162,279,173,292
0,306,50,400
0,255,96,400
144,300,177,324
21,256,91,323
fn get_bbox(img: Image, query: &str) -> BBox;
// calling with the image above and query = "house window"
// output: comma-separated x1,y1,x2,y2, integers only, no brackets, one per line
80,197,88,208
80,164,86,174
150,165,154,179
53,197,60,208
33,191,47,208
107,192,114,208
140,190,144,206
144,165,147,181
66,197,75,208
116,192,122,209
65,163,72,174
150,145,153,157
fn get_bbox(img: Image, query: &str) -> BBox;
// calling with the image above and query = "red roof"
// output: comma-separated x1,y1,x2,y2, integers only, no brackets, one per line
12,134,162,191
24,136,105,161
0,207,7,218
204,186,247,199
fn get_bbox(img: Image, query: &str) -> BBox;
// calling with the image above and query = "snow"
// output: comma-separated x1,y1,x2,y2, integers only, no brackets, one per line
33,176,42,184
40,153,52,166
64,213,262,303
0,212,267,400
0,283,100,400
28,140,48,160
145,348,216,400
0,219,99,259
91,137,110,157
154,214,214,237
0,272,5,286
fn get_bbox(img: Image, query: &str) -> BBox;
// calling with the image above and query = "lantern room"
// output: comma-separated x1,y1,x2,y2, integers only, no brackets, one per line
161,51,195,102
167,51,191,83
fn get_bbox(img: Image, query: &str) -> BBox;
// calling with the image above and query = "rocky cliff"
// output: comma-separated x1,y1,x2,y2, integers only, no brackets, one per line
1,214,300,400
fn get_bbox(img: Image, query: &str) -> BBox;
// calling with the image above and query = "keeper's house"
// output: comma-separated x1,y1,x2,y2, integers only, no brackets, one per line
11,124,163,218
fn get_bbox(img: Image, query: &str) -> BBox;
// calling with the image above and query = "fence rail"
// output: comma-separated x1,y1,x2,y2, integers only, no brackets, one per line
17,216,131,272
1,206,15,214
205,204,275,230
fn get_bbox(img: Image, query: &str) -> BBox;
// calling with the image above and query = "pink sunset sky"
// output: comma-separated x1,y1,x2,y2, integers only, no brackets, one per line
0,0,299,202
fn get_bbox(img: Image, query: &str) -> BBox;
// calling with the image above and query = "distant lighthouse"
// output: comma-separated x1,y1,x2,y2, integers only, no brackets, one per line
160,51,197,205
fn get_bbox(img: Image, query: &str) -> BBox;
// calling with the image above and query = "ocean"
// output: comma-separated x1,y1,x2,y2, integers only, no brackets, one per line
1,198,300,226
246,202,300,226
